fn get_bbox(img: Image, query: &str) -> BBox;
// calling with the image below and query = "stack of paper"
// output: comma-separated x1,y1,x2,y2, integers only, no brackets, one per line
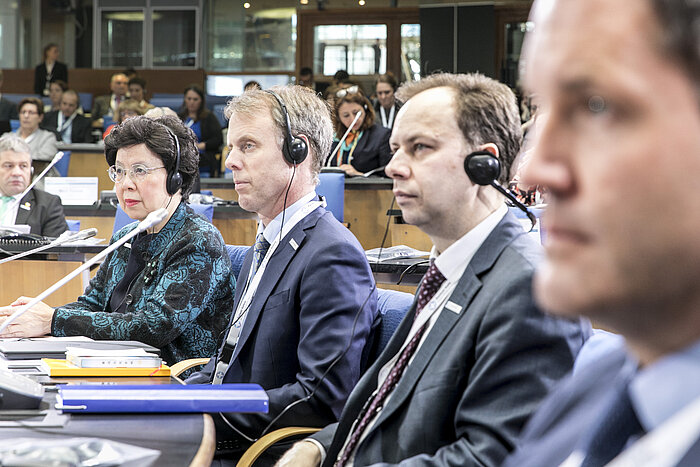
65,347,162,368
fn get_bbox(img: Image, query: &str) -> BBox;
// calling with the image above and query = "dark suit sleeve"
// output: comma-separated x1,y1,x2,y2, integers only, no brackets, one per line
75,116,93,143
37,193,69,237
34,65,44,95
219,238,378,438
367,267,585,467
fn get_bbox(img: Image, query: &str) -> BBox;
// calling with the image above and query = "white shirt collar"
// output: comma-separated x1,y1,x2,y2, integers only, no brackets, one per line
259,191,317,244
432,203,508,282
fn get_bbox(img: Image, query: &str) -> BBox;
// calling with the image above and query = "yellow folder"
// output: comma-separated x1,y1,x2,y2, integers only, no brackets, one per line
41,358,171,377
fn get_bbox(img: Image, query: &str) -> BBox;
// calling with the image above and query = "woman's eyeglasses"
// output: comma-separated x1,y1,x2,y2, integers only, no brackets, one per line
108,164,165,183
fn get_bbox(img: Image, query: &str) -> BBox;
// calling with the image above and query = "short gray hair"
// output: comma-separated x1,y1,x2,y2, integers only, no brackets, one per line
224,85,333,180
396,73,522,186
0,133,31,157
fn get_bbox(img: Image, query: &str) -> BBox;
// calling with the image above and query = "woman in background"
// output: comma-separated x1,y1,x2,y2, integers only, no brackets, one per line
373,72,402,130
177,84,222,178
328,89,391,177
34,43,68,97
103,99,144,139
45,79,68,112
16,97,58,176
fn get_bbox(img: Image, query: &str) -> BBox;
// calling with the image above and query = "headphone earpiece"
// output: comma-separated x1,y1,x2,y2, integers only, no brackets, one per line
164,127,182,196
265,90,308,165
464,150,501,186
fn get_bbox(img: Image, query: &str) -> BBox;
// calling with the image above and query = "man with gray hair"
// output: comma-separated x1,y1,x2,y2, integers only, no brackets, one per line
276,73,588,467
186,85,378,465
0,133,67,236
502,0,700,465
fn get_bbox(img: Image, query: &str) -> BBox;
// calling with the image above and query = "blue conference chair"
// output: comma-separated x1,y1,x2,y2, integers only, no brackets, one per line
112,203,214,235
226,244,251,281
149,97,183,112
54,151,71,177
9,120,19,132
66,219,81,232
317,172,345,222
78,92,93,113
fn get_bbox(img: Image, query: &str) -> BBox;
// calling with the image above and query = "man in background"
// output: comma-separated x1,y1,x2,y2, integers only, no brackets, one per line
91,72,128,123
504,0,700,465
0,133,67,236
41,90,92,143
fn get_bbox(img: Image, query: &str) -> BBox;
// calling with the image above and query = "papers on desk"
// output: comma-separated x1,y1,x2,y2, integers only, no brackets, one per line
57,384,270,413
66,347,162,369
365,245,430,263
41,359,171,377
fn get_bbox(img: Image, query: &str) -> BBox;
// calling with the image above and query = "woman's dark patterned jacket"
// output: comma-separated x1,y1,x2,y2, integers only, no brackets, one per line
51,202,235,365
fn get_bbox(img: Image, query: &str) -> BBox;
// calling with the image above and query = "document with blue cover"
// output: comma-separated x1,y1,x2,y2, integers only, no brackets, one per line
56,384,269,413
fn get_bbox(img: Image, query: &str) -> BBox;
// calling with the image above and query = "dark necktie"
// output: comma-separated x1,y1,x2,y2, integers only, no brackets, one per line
335,262,446,467
580,382,645,466
250,232,270,278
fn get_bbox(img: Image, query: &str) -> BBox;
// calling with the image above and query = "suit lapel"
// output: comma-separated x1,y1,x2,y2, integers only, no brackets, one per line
231,208,323,362
14,191,35,226
366,212,527,432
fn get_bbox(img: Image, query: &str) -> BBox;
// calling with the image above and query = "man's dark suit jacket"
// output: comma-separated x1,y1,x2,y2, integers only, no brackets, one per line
504,340,700,467
329,123,392,175
13,188,68,237
187,205,379,459
41,110,93,143
34,61,68,95
312,212,590,466
0,98,18,121
91,94,114,121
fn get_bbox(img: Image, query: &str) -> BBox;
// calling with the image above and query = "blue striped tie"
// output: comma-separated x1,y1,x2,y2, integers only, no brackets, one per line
251,233,270,277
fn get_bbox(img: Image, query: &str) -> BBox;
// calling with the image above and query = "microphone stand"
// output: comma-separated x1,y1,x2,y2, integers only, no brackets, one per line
0,209,167,335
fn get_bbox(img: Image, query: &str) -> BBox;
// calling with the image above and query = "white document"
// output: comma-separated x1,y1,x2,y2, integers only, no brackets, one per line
44,177,99,206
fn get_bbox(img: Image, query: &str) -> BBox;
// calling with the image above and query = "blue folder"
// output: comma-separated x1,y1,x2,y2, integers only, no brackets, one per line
57,384,268,414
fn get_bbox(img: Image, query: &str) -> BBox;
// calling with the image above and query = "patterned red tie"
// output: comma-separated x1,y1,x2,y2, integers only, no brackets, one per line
335,262,446,467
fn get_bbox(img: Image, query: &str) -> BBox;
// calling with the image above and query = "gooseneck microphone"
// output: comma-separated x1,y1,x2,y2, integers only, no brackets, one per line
325,110,363,167
464,150,537,229
0,228,98,266
0,209,167,336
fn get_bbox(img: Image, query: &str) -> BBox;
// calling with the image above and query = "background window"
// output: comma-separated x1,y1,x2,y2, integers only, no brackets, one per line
314,24,387,76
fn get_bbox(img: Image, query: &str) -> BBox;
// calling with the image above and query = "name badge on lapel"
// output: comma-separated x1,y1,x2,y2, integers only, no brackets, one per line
444,301,463,314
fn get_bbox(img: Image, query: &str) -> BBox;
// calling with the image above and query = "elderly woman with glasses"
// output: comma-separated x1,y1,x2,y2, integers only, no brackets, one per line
16,97,59,176
328,87,392,177
0,116,235,368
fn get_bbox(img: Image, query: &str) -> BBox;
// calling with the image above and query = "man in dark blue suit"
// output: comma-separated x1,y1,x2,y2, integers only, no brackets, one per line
503,1,700,466
276,73,588,467
186,85,378,465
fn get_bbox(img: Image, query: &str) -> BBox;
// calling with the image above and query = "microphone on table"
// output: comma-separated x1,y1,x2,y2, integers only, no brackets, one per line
325,110,363,168
0,209,167,336
0,228,98,266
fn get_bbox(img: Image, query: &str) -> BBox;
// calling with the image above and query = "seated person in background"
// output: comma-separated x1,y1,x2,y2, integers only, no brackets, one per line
91,72,129,125
327,89,391,177
277,73,589,467
41,89,93,143
0,134,67,236
103,99,144,139
373,71,402,130
128,77,155,113
0,70,18,122
298,66,315,90
16,97,59,177
0,115,235,367
45,79,67,112
177,84,222,178
243,80,262,91
185,85,378,465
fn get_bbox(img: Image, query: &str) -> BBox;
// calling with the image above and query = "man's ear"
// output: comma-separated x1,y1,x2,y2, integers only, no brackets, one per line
478,143,499,158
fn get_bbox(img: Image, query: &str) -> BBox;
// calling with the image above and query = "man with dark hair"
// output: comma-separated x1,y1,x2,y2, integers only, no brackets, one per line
185,85,378,465
41,90,93,143
299,67,314,89
276,72,588,467
128,77,154,112
503,0,700,465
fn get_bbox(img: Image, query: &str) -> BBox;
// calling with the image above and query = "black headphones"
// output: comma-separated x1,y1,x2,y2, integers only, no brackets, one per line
265,90,308,165
464,150,501,186
163,126,182,196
